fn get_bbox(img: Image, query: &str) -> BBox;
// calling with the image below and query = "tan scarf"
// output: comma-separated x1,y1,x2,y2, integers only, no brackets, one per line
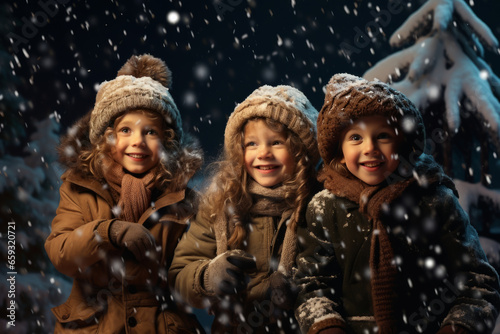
248,181,298,275
319,154,454,333
248,181,294,217
214,181,296,265
102,155,156,222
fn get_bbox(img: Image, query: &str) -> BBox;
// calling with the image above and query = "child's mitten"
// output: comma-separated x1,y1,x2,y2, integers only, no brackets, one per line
109,220,157,261
204,249,256,296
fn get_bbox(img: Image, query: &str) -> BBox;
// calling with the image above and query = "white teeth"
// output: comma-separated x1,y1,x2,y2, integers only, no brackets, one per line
128,154,146,158
258,166,276,170
363,163,380,167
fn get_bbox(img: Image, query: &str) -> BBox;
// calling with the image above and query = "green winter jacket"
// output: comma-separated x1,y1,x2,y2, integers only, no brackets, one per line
168,206,299,333
295,185,500,334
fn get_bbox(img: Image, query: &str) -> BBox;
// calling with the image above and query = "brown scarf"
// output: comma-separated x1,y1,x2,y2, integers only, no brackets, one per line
102,155,156,222
319,154,453,334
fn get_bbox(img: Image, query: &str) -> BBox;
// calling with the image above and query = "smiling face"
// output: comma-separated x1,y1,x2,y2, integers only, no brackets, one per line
340,115,402,186
243,119,295,188
110,110,163,175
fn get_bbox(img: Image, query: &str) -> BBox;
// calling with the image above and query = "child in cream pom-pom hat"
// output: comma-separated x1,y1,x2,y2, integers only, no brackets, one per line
46,54,204,333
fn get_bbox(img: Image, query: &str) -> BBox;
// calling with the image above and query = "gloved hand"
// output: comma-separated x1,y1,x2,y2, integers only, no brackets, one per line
109,220,157,261
204,249,257,296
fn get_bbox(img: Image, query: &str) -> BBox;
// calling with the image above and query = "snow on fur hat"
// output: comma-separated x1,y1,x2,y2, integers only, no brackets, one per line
224,85,320,165
318,73,425,165
89,54,183,144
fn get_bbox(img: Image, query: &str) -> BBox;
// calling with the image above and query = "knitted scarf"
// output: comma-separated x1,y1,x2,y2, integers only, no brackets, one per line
319,154,454,334
248,181,297,274
214,180,297,273
102,155,156,222
248,181,294,217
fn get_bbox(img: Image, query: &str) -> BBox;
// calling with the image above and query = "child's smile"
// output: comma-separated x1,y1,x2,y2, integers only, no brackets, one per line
110,111,163,175
341,115,402,185
360,160,384,170
126,153,149,159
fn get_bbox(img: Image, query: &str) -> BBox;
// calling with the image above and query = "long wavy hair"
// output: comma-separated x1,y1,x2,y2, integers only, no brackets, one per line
201,117,316,250
78,109,197,192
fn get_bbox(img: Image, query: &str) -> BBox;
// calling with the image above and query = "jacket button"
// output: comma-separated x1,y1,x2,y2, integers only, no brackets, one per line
62,314,69,320
127,285,137,294
128,317,137,327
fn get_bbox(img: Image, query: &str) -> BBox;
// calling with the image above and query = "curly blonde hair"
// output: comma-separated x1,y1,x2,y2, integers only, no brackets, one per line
79,109,196,192
201,117,316,250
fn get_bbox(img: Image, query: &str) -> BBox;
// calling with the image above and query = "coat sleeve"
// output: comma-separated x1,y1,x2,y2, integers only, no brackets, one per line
294,190,347,334
45,181,117,278
435,186,500,333
168,208,218,309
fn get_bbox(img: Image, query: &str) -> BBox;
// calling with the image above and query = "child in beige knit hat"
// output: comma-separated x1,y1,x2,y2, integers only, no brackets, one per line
45,54,204,333
294,73,500,334
169,85,321,333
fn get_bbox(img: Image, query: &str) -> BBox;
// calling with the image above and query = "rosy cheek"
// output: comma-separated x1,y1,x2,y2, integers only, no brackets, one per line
243,156,249,170
244,160,252,173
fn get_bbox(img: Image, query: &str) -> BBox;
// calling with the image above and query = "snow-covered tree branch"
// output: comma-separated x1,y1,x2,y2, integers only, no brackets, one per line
364,0,500,150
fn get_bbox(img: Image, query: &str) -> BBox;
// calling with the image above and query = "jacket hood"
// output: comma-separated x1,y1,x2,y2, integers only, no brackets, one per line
409,153,458,197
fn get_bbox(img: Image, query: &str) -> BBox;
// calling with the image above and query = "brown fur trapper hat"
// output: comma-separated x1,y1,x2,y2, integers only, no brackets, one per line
224,85,320,165
318,73,425,165
89,54,183,144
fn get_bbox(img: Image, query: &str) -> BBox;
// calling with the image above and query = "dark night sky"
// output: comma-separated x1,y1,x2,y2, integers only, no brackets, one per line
3,2,500,329
5,0,500,162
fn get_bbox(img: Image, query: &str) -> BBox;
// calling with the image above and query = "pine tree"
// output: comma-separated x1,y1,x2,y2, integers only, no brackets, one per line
0,4,71,333
363,0,500,236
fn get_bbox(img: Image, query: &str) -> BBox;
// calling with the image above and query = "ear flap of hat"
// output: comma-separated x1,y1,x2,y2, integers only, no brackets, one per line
117,54,172,88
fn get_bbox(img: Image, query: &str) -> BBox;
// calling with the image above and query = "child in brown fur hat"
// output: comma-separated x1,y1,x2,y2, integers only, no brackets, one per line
45,54,204,333
294,73,500,334
169,85,321,333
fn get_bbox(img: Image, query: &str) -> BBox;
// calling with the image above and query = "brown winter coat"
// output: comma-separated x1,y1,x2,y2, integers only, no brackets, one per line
45,113,204,333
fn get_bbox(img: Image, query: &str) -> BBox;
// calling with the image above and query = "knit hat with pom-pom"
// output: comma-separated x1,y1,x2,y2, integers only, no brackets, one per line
224,85,320,165
318,73,425,165
89,54,183,144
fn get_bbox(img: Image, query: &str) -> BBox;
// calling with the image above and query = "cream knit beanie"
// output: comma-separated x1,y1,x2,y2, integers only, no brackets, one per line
224,85,320,165
89,54,183,145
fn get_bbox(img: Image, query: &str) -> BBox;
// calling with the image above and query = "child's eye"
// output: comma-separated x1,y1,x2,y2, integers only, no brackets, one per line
245,141,256,147
272,140,284,146
119,127,130,134
349,134,361,141
145,129,159,136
